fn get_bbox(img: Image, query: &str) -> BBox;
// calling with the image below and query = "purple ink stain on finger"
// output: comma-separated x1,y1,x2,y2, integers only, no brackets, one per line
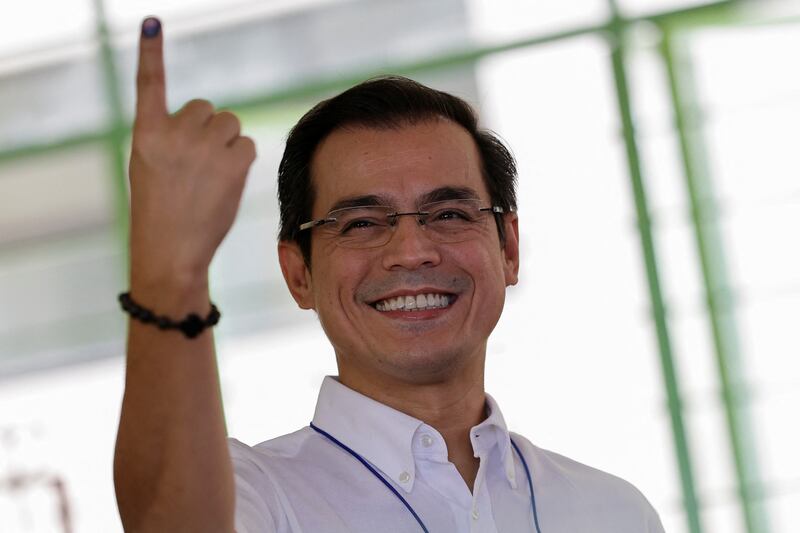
141,17,161,38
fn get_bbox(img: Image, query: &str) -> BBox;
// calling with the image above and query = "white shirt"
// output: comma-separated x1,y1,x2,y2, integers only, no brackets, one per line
229,376,665,532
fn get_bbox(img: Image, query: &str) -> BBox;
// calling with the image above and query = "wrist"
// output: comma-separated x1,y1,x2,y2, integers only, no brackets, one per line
129,241,211,292
129,270,211,317
119,291,220,339
130,261,209,290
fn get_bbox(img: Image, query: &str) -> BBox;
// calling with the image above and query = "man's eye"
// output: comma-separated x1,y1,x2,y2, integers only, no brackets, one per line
431,209,471,222
341,218,382,233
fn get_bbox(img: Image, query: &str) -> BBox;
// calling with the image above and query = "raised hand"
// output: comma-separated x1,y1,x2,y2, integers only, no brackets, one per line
114,20,245,533
128,17,256,286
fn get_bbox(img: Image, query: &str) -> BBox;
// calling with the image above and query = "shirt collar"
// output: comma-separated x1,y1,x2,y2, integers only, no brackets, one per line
311,376,518,493
312,376,423,492
473,393,518,489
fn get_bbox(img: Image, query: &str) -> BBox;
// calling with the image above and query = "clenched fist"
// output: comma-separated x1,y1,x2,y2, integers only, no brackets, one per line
128,17,256,287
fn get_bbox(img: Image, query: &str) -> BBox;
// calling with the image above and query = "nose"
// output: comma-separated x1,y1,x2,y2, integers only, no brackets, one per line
380,215,442,271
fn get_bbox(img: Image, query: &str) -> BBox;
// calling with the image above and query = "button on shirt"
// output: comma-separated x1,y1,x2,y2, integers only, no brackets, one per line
229,376,665,532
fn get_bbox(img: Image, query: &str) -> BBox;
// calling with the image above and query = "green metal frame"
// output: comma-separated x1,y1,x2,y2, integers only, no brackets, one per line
607,1,704,531
92,0,131,273
0,0,739,165
0,1,774,531
659,25,770,533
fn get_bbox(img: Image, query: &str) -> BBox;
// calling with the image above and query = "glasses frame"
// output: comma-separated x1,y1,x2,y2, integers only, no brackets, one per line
297,199,506,248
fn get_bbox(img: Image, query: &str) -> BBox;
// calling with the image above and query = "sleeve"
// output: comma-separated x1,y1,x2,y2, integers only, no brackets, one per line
228,438,282,533
646,502,667,533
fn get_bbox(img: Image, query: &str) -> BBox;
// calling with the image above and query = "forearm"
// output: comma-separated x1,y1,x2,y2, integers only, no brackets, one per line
114,275,234,532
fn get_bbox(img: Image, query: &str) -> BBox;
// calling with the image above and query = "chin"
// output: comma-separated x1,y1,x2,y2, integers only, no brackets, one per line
378,345,472,384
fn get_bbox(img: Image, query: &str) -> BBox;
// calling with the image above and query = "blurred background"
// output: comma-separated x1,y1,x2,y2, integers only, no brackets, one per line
1,0,799,531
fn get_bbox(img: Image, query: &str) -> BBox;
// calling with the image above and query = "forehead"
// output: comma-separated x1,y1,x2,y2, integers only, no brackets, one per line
309,119,487,213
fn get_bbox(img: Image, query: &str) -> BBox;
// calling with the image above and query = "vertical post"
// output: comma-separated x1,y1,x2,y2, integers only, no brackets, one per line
91,0,130,270
660,28,770,533
605,3,704,532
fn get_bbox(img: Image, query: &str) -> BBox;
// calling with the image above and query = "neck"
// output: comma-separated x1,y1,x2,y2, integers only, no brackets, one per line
338,361,487,491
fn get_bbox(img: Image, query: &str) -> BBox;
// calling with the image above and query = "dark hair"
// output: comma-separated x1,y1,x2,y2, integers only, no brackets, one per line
277,75,517,265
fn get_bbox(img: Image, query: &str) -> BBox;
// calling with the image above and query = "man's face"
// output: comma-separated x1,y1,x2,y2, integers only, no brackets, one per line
281,119,519,386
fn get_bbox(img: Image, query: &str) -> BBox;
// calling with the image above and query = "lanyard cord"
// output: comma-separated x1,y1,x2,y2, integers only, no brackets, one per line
309,422,543,533
310,422,429,532
510,437,543,533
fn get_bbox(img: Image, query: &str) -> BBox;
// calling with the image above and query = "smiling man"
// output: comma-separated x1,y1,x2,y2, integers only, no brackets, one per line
114,17,665,533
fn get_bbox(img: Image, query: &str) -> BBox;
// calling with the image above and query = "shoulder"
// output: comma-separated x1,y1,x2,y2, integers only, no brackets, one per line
227,427,319,533
229,426,315,463
510,432,665,532
510,431,643,494
229,426,329,484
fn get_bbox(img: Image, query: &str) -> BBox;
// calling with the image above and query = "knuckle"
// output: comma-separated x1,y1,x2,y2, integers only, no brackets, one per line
180,98,215,117
246,139,258,159
238,137,257,161
211,111,241,132
187,98,214,110
215,110,239,123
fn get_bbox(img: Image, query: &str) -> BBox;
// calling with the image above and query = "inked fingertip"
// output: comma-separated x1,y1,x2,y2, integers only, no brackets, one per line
141,17,161,38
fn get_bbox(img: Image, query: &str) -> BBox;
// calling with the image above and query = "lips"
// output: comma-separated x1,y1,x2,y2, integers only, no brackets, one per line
373,292,454,312
359,274,468,315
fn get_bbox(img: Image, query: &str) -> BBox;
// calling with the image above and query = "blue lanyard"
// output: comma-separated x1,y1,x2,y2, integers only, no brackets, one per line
310,422,543,532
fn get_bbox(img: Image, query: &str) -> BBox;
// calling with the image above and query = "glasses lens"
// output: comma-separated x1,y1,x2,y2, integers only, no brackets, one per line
327,206,394,249
421,199,490,243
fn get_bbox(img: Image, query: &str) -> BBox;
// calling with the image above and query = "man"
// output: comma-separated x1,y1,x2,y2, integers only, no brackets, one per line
114,17,666,533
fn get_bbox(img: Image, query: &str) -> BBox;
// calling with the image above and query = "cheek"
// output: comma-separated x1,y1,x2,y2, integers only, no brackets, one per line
461,247,508,305
312,251,371,310
454,243,502,278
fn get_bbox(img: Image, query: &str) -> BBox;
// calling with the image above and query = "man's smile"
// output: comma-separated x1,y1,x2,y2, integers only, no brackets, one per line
368,292,459,322
359,276,468,321
373,292,453,312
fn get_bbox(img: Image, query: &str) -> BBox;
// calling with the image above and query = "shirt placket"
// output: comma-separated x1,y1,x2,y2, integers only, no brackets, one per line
468,449,500,533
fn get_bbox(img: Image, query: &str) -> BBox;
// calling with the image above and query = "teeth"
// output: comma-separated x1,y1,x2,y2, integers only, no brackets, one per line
374,293,453,312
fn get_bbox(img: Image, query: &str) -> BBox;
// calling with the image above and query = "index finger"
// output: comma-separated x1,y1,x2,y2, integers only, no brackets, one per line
135,17,167,125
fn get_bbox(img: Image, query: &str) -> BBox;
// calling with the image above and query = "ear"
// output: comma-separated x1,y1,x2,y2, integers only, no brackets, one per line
278,240,315,310
502,214,520,287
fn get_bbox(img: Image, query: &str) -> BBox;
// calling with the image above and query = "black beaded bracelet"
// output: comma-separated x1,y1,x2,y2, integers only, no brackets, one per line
118,292,220,339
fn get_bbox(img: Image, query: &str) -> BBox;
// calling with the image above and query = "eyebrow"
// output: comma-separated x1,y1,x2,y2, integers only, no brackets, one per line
326,187,481,213
418,186,481,205
327,194,389,213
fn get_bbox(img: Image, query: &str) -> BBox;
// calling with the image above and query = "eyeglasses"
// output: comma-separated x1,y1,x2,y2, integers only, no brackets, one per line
298,198,505,249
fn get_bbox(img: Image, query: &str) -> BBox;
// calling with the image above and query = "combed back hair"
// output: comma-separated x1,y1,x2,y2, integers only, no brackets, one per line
277,75,518,266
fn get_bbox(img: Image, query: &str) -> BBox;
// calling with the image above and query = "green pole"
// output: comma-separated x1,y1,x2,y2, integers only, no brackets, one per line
91,0,130,270
605,4,704,532
659,28,770,533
